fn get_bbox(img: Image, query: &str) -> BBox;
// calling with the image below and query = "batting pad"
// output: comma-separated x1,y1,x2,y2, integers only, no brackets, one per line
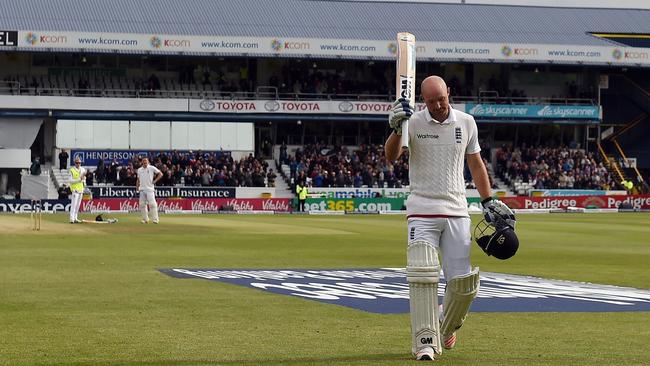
407,240,442,355
440,268,480,338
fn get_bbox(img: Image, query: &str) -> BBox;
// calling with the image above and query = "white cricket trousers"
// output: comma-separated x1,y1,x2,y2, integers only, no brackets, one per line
69,190,83,222
407,217,472,281
139,190,159,222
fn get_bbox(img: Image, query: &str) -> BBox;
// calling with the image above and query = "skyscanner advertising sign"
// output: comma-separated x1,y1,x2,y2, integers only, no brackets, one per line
466,104,600,120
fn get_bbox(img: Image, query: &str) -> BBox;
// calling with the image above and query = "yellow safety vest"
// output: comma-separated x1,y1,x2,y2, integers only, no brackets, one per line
297,185,308,200
69,167,84,193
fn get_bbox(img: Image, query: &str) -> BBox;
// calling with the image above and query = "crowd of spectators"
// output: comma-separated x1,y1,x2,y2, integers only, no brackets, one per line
90,151,276,188
281,142,497,190
495,145,617,191
282,142,408,190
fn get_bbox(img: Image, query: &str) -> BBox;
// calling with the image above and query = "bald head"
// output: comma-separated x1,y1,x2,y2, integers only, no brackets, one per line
421,75,451,122
421,76,447,96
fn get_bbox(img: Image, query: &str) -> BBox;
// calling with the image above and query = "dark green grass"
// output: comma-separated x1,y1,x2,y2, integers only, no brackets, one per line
1,213,649,365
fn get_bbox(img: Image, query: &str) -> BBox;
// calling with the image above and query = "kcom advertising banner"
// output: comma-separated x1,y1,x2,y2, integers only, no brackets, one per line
9,30,650,66
304,198,405,212
89,186,235,199
465,104,600,120
500,195,650,210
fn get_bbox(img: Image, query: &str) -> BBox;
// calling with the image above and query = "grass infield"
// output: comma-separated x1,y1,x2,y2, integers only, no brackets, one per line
1,212,649,366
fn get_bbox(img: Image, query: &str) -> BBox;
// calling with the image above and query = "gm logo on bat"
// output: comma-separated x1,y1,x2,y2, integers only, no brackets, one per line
399,77,413,100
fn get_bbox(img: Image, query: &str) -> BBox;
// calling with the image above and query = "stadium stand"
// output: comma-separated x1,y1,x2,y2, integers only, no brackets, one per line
495,145,617,195
1,0,649,199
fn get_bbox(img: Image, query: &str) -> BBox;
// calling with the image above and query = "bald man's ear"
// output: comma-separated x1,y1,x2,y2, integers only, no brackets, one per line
447,87,451,96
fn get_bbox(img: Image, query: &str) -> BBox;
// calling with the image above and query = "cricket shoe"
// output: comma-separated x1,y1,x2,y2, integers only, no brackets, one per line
439,304,457,349
152,220,159,224
141,219,149,224
415,347,435,361
443,333,456,349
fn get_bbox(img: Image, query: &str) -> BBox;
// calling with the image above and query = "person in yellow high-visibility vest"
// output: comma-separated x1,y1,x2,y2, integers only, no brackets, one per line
69,157,87,223
296,181,308,212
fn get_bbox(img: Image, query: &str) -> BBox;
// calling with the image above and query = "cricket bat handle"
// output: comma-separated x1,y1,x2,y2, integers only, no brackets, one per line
400,120,409,148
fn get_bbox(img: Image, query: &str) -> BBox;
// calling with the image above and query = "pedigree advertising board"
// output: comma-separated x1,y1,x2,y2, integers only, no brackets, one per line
500,195,650,210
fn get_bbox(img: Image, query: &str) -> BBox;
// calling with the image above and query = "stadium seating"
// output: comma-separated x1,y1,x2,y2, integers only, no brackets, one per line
495,146,616,194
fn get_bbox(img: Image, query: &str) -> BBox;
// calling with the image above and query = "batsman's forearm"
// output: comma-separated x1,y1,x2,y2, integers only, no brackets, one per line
385,132,403,162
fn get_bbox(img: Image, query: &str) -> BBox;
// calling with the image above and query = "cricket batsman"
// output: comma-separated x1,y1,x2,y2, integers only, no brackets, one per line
384,75,515,361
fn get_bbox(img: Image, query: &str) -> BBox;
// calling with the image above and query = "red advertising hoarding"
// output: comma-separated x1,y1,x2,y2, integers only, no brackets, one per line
500,195,650,210
80,198,292,212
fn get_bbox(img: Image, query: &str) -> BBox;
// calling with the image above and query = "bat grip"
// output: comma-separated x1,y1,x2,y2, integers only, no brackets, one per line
400,120,409,148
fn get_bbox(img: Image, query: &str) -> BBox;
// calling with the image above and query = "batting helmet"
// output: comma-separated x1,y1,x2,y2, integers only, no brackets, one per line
473,219,519,260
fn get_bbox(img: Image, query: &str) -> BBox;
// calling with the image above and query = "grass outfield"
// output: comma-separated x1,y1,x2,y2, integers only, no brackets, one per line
1,212,649,366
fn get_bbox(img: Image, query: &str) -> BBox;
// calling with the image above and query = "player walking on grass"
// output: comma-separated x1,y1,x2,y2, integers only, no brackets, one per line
385,75,514,361
69,157,87,223
136,157,162,224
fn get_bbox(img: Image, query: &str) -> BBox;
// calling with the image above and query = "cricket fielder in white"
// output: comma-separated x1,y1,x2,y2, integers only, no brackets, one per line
136,157,162,224
385,76,513,361
69,157,87,223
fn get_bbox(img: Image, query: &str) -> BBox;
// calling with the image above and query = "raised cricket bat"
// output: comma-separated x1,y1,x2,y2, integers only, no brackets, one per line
396,32,416,149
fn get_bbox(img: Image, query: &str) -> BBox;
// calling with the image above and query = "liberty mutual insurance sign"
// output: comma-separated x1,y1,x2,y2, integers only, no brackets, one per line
89,186,234,198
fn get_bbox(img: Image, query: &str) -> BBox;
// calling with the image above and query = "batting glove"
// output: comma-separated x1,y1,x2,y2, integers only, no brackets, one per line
481,197,516,229
388,98,414,135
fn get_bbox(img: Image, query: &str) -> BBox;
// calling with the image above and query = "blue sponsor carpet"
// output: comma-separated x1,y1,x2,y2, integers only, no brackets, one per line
159,268,650,313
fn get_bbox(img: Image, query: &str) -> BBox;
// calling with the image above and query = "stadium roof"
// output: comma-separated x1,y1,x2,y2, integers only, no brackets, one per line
1,0,650,47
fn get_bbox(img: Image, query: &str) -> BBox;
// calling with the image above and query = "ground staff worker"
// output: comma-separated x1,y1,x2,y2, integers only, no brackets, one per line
69,157,87,223
296,182,308,212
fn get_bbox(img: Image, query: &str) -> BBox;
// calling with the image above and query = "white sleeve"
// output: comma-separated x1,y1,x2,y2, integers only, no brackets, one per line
465,117,481,155
151,166,161,175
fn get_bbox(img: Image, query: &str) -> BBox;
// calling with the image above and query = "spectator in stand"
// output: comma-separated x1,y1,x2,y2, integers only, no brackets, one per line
58,150,69,171
109,159,120,182
267,169,277,187
57,184,70,199
30,157,41,176
95,159,105,183
85,169,94,186
353,171,363,188
279,142,288,165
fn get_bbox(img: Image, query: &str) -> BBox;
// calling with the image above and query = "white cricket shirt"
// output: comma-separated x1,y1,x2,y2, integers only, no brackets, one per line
137,165,161,192
406,107,480,217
